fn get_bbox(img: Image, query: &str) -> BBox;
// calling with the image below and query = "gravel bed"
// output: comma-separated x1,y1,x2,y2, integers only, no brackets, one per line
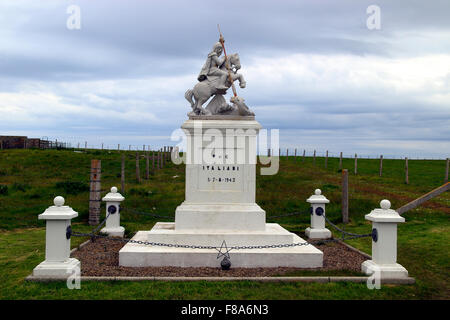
72,237,367,277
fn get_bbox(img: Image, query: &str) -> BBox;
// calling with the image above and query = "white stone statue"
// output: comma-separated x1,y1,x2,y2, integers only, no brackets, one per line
185,39,254,117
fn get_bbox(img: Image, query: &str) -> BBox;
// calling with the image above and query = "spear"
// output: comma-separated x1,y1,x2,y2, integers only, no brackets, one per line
217,24,238,100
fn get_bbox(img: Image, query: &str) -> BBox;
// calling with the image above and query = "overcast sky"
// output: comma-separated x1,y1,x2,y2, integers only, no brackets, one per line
1,0,449,158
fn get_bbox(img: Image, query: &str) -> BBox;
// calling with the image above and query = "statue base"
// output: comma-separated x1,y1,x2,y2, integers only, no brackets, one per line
120,224,323,268
119,118,323,268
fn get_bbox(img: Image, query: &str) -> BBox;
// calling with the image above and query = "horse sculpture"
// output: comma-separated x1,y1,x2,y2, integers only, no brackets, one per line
185,53,247,116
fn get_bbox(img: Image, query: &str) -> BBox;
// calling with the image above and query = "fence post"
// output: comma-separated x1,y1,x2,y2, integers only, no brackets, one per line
101,187,125,237
305,189,331,239
445,158,449,183
286,148,289,159
361,199,409,279
121,154,125,193
294,148,297,159
342,169,349,224
313,150,316,166
136,152,141,183
145,152,150,179
85,141,87,151
152,151,155,174
339,152,343,171
303,149,306,162
325,150,328,168
405,157,409,184
157,149,161,169
354,153,358,175
32,196,80,278
118,144,120,151
89,160,101,225
101,143,104,150
379,155,383,177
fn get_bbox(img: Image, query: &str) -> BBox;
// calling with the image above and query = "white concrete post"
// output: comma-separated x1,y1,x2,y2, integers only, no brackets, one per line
101,186,125,237
305,189,331,239
32,196,80,278
361,199,409,279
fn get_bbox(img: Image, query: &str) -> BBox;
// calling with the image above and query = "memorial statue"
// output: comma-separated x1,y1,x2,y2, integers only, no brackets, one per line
185,27,255,117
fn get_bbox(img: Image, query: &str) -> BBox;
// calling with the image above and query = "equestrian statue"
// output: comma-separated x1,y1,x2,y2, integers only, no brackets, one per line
185,26,255,117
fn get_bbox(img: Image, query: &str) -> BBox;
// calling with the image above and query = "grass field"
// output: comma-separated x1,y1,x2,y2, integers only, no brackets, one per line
0,148,448,299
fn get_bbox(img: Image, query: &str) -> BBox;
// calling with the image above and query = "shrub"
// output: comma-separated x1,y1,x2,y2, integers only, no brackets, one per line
55,181,89,195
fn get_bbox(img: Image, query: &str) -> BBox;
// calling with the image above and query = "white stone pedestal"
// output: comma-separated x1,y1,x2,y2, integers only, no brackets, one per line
361,200,409,279
33,196,80,278
305,189,332,239
101,187,125,237
119,118,323,268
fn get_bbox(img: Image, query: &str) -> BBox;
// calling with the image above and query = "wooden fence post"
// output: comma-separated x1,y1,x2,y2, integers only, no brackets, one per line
136,152,141,183
339,152,343,171
405,157,409,184
445,158,449,183
379,155,383,177
151,151,154,173
118,144,120,151
325,150,328,168
313,150,316,166
286,148,289,159
89,159,101,226
354,153,358,175
295,148,297,159
145,152,150,179
342,169,349,224
157,149,161,169
303,149,305,162
121,154,125,193
85,141,87,151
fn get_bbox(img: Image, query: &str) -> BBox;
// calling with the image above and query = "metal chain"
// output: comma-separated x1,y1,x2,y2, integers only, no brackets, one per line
71,229,368,252
324,215,373,238
268,211,309,219
91,211,111,235
70,208,371,253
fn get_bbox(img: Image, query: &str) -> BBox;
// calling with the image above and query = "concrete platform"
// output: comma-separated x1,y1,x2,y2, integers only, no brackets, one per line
362,260,409,279
119,224,323,268
32,258,80,278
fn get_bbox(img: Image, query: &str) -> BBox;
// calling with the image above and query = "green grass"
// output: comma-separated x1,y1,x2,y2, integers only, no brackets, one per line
0,149,448,299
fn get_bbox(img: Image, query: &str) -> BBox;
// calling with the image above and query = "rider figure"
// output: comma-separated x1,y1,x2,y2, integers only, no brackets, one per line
197,42,229,90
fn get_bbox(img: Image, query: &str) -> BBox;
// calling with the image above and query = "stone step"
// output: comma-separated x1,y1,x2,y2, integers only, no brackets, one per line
175,202,266,231
147,222,294,246
119,230,323,268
